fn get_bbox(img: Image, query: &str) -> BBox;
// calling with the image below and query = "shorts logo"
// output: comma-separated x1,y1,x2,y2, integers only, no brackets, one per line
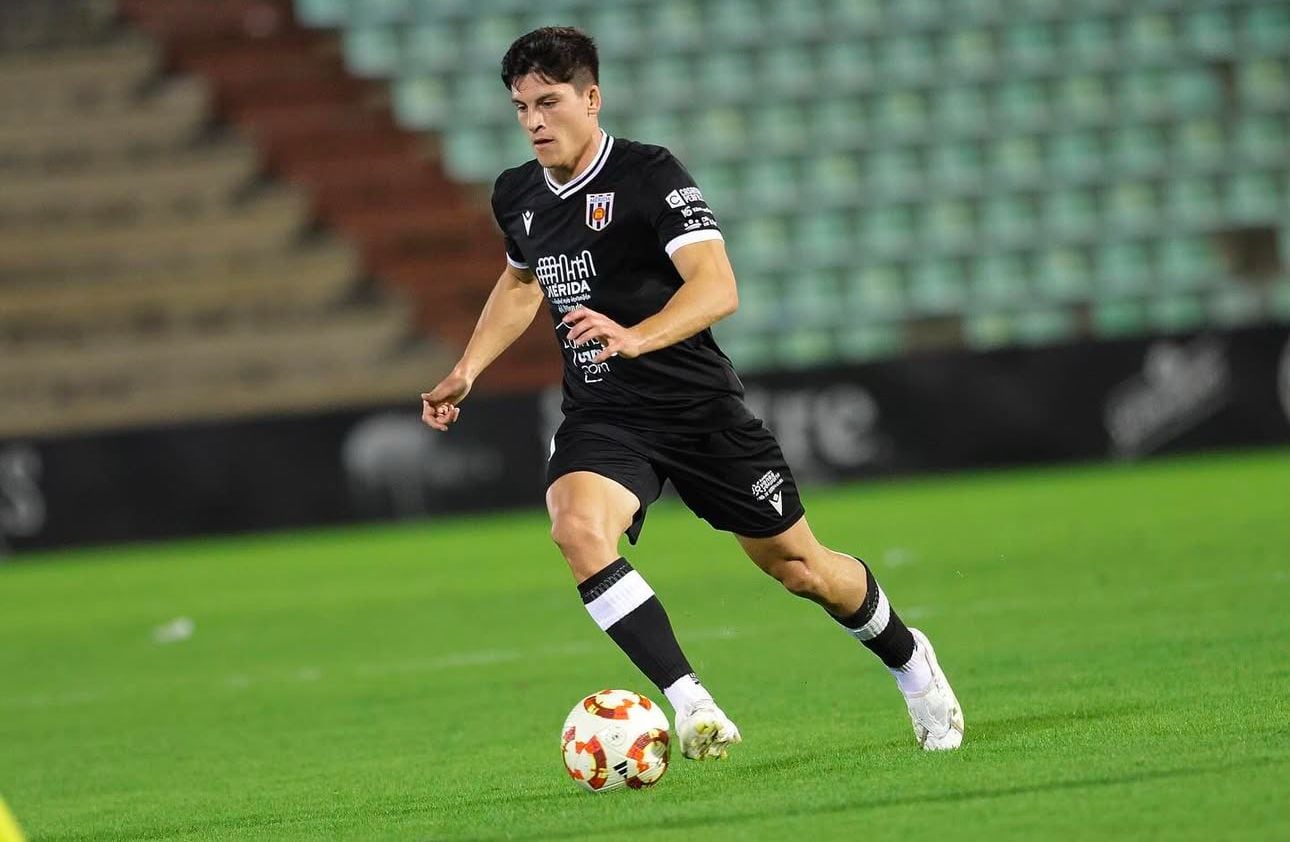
585,192,614,231
751,469,786,515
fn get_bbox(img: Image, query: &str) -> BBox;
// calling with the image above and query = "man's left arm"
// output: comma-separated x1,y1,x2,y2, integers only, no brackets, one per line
563,239,739,362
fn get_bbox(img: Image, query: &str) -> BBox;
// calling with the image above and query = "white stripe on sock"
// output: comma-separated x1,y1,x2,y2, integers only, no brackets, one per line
584,570,654,631
847,587,890,642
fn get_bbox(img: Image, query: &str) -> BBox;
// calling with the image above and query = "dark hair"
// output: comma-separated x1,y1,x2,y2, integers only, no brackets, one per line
500,27,599,91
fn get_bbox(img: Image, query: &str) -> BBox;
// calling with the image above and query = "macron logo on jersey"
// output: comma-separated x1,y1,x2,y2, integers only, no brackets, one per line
522,210,534,236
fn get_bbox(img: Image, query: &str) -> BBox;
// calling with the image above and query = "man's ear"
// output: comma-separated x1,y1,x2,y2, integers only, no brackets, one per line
586,84,601,117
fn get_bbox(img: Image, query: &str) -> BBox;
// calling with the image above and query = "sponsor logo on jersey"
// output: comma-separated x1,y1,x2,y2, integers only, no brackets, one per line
585,192,614,231
522,210,534,235
751,469,786,515
535,249,597,303
665,186,704,208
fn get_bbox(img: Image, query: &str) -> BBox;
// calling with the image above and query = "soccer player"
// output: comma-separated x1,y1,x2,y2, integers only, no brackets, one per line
422,27,963,759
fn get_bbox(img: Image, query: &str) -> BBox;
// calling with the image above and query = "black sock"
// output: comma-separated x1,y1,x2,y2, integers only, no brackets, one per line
834,559,917,669
578,558,694,692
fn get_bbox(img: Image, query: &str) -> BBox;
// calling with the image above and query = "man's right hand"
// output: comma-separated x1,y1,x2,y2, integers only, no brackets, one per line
421,372,472,431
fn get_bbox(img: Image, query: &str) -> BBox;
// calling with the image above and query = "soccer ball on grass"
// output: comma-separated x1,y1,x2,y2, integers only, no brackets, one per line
560,689,670,792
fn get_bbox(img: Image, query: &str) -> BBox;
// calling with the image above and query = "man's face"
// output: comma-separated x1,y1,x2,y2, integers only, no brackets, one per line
510,73,600,171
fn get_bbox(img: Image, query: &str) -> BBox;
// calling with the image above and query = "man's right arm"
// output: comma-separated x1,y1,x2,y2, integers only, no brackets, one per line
421,263,543,431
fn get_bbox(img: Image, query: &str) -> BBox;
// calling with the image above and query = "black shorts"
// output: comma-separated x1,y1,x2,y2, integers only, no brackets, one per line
546,418,806,544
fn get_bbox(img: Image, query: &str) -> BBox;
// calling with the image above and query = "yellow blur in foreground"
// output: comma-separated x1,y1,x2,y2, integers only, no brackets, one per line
0,796,26,842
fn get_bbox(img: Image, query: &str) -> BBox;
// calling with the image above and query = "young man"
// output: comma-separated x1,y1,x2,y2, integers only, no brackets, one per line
422,27,963,759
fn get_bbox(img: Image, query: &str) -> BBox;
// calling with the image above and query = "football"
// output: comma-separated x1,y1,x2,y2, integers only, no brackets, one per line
560,689,671,792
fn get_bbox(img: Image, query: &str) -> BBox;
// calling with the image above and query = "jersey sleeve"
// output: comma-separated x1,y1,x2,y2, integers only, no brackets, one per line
642,149,724,259
491,172,528,269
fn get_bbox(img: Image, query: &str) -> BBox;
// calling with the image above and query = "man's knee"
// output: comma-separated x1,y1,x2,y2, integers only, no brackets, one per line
550,512,616,560
766,556,825,600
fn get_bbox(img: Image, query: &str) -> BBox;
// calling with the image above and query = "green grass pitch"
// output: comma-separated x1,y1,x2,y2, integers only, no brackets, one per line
2,449,1287,840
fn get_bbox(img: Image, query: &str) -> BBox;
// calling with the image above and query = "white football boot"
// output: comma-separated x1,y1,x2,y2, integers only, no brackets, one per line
675,699,742,760
904,628,964,750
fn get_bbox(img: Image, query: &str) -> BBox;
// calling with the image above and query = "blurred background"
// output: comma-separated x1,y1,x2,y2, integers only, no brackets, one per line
1,0,1288,553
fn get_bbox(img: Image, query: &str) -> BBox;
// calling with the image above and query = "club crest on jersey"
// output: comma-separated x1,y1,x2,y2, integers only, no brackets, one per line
585,192,614,232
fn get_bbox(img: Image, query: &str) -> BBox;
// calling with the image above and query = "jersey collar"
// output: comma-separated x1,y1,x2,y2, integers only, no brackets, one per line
543,130,614,199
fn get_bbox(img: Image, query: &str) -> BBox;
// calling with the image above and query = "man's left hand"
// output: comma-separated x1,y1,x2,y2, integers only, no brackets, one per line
562,307,645,363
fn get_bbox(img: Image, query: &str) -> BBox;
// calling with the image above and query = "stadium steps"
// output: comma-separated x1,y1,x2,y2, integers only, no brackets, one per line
0,243,359,345
0,34,159,116
0,144,257,225
119,0,561,393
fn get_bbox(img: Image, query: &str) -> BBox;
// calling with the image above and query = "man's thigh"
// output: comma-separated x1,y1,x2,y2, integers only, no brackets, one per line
547,422,665,545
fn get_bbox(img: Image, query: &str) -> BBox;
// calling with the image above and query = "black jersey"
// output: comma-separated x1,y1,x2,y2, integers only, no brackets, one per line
490,132,754,432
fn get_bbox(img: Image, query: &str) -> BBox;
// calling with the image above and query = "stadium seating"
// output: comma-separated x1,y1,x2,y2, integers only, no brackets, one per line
288,0,1290,371
0,0,458,438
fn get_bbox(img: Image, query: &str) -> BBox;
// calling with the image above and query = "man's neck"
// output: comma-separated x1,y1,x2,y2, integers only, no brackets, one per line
547,128,604,186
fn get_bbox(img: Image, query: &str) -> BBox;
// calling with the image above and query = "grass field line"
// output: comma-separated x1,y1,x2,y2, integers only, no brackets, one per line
0,627,744,711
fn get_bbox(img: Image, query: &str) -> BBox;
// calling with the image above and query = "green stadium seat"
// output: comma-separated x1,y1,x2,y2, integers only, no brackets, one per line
1183,8,1235,58
1104,181,1159,235
696,52,757,105
1225,171,1281,222
879,34,937,84
873,91,931,140
776,329,838,369
1234,115,1288,166
704,0,765,47
715,331,778,372
1240,59,1290,111
760,104,811,156
970,253,1030,310
1164,177,1221,228
1158,234,1222,291
885,0,941,31
1170,68,1223,117
981,194,1038,247
804,153,865,207
943,27,996,79
1107,125,1166,177
995,80,1051,131
638,56,697,110
296,0,348,28
742,158,800,213
860,205,916,257
816,41,877,94
647,0,704,53
794,213,852,269
907,259,969,315
1272,278,1290,319
1003,22,1058,72
728,275,778,332
928,141,984,192
963,312,1015,349
1091,300,1147,338
392,74,449,129
583,7,646,57
1048,131,1104,183
1043,188,1099,240
1243,5,1290,56
944,0,1005,26
1035,246,1093,302
925,198,976,250
1057,73,1113,125
731,215,792,271
786,271,847,327
406,0,474,22
932,86,990,138
836,322,905,361
867,148,924,200
1171,118,1225,171
1096,240,1153,298
988,136,1044,188
403,23,461,73
462,15,522,63
1208,284,1266,328
693,163,743,215
342,25,400,78
762,47,817,97
763,0,826,42
691,108,749,161
347,0,412,25
826,0,884,35
441,127,501,182
1120,70,1174,121
1124,12,1178,62
846,263,908,320
810,99,869,151
1014,308,1076,346
1147,295,1207,334
1063,17,1116,68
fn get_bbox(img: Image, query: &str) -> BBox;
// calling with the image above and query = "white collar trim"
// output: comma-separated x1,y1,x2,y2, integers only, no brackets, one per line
543,130,613,198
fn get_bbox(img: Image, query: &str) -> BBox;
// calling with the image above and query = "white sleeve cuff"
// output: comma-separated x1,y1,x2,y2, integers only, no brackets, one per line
664,229,724,258
505,253,529,269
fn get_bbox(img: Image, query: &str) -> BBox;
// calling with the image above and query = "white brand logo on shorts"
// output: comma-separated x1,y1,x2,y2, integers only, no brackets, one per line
751,469,786,515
